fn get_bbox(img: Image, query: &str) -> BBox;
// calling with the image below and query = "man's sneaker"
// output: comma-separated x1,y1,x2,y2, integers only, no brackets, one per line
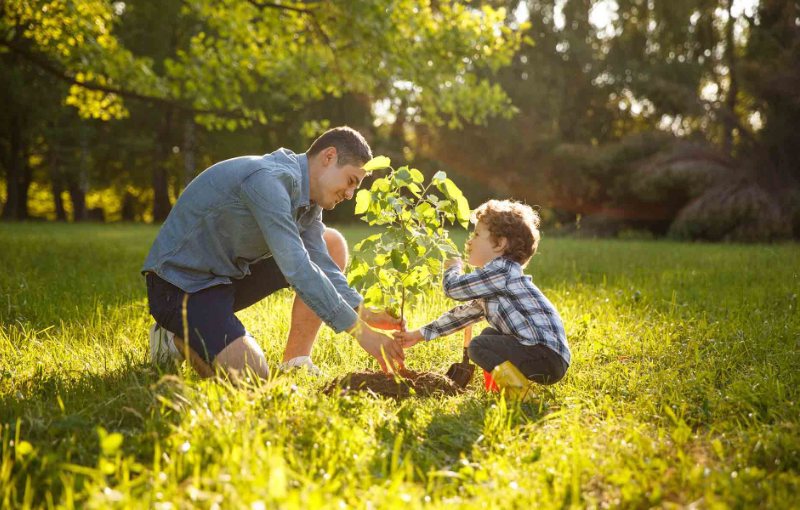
149,323,182,365
279,355,322,376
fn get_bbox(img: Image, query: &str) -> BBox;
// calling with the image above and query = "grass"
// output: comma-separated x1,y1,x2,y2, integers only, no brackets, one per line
0,222,798,508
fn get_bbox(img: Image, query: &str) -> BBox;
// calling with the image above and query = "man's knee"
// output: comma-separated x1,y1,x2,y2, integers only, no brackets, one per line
323,227,348,270
213,335,269,379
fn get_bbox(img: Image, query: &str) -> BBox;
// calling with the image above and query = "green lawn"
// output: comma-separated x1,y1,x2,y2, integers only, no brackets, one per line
1,223,798,508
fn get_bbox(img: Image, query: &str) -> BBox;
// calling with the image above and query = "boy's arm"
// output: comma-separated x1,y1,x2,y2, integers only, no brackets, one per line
420,300,484,341
442,260,507,301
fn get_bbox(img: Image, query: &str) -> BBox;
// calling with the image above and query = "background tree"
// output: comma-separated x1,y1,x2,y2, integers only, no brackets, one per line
417,0,797,240
1,0,524,221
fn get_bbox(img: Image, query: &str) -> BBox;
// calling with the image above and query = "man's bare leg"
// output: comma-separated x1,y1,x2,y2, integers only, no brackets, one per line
281,228,348,362
213,335,269,379
166,228,346,379
172,335,269,380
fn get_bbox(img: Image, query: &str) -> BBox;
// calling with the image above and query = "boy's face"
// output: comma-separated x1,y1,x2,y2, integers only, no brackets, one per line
466,221,507,267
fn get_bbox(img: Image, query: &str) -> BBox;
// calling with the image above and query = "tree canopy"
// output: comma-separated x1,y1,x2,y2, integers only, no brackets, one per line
2,0,798,240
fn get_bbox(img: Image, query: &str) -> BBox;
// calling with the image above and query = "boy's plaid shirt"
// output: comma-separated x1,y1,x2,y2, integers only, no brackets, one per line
420,257,571,366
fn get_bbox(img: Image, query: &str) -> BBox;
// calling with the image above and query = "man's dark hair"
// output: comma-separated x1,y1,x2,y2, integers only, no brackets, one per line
307,126,373,167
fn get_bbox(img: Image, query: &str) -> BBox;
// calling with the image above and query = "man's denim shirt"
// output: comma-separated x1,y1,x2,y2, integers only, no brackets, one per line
142,148,362,333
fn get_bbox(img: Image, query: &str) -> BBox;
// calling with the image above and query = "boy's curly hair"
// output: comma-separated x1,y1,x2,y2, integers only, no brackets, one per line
472,199,541,266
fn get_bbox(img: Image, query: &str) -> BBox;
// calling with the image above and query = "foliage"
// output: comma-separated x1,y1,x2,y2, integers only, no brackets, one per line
1,0,524,221
419,0,800,240
1,0,162,121
1,0,524,129
348,157,470,319
739,0,800,187
1,224,799,507
669,178,792,242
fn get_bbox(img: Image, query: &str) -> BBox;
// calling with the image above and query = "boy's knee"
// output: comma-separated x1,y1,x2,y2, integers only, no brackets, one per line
323,228,349,270
467,337,489,361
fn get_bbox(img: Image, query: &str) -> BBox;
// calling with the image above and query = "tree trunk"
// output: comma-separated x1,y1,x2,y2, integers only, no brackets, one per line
183,116,196,188
722,0,738,156
50,149,67,221
1,115,30,221
70,128,91,221
152,108,174,222
67,180,86,222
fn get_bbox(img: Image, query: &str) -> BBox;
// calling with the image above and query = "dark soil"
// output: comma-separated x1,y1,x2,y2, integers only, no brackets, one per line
324,369,462,398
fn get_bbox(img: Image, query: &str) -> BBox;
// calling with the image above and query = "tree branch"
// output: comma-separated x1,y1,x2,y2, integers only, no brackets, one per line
246,1,314,15
246,0,345,79
1,40,247,120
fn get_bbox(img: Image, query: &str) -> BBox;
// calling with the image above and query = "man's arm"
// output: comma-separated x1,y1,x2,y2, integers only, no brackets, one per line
241,170,357,333
442,260,507,301
301,218,404,331
241,169,403,372
300,215,363,309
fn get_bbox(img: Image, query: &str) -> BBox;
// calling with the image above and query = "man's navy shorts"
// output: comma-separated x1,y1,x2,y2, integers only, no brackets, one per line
145,258,290,363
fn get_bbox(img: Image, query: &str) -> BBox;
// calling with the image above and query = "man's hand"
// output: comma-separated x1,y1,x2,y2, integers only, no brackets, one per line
351,322,405,373
444,257,463,270
393,329,424,349
358,306,406,331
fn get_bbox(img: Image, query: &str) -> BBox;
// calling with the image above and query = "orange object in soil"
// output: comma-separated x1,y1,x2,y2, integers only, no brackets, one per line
483,369,499,392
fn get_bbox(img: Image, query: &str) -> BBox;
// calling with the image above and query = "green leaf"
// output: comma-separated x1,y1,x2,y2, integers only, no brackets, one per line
442,178,464,199
432,171,447,184
364,156,391,172
456,195,471,228
410,168,424,183
390,249,407,271
364,285,384,307
372,178,391,193
416,202,435,219
354,189,371,215
348,261,368,280
395,168,412,185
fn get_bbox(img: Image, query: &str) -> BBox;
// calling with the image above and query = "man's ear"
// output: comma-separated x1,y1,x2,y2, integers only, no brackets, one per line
323,146,338,166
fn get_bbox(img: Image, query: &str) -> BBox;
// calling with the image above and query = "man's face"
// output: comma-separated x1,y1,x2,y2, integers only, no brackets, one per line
318,161,366,210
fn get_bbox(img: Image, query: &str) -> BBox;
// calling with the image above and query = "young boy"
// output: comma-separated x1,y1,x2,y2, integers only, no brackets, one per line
393,199,570,399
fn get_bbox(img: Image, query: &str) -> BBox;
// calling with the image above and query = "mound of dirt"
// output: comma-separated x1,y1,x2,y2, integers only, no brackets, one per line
324,370,462,398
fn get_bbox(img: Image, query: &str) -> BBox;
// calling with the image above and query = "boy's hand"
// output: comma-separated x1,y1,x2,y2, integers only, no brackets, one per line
393,329,424,349
358,306,406,331
444,258,463,270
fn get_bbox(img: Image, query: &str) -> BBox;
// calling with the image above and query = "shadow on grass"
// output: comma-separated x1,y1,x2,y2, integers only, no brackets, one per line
0,356,194,507
1,357,185,467
369,388,552,480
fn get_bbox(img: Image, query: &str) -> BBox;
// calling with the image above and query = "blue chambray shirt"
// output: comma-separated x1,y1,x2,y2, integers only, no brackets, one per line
142,148,363,333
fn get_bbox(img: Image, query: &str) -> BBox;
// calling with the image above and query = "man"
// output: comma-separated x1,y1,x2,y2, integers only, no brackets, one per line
142,126,405,378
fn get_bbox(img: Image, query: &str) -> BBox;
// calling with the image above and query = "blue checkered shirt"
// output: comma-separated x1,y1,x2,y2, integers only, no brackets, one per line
420,257,571,366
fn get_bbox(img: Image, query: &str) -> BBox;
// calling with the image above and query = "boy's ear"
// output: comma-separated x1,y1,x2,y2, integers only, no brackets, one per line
494,236,508,252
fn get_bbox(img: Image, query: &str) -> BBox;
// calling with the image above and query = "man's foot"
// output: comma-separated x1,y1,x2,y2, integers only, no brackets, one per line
149,323,182,365
279,355,322,376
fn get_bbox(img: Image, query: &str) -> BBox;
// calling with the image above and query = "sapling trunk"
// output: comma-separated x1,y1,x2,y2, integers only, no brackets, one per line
400,285,406,323
349,158,471,326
